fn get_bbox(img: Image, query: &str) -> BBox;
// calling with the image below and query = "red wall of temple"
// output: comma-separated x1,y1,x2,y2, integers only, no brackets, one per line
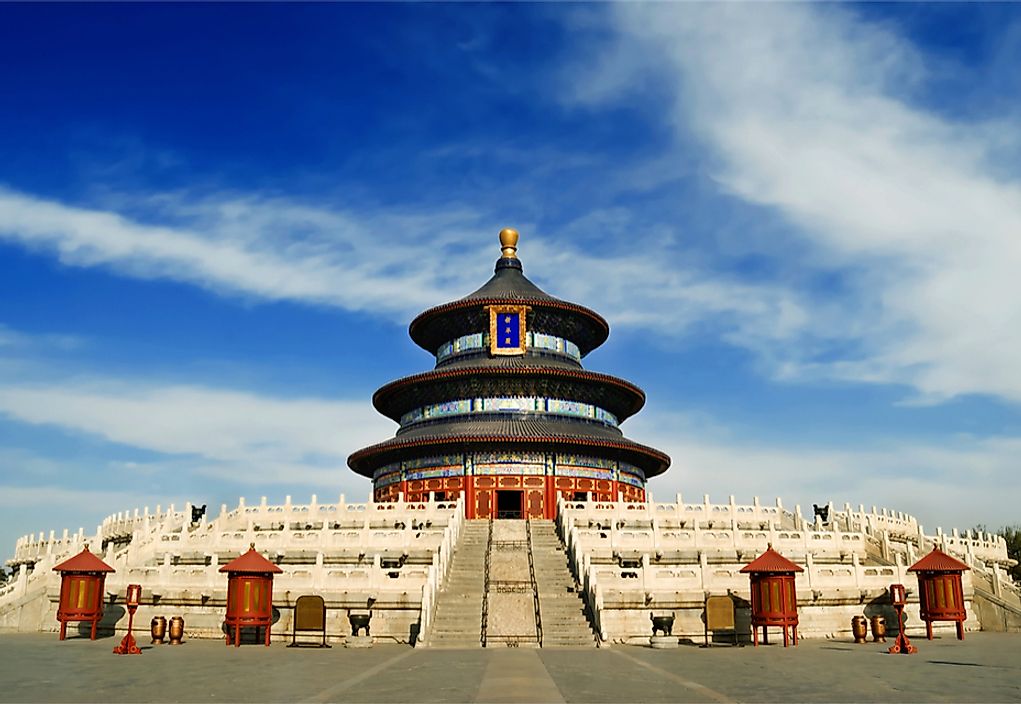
372,474,645,519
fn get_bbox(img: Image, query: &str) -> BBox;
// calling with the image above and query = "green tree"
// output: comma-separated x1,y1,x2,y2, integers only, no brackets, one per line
973,524,1021,583
1000,525,1021,582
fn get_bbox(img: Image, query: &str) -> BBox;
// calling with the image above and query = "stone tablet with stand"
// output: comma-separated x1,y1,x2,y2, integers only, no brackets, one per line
703,594,739,647
289,595,330,648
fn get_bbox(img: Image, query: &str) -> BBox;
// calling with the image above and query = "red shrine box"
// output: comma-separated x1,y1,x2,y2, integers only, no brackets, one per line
220,544,282,647
52,546,115,640
741,546,804,647
908,547,970,640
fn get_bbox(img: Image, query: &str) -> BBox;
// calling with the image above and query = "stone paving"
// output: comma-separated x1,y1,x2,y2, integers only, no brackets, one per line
0,632,1019,703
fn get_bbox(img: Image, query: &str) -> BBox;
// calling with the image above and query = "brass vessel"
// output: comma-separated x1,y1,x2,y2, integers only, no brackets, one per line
851,615,868,644
870,615,887,643
150,616,167,644
168,616,185,645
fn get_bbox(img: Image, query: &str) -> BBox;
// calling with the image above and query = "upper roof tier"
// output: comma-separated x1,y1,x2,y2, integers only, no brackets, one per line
409,230,610,357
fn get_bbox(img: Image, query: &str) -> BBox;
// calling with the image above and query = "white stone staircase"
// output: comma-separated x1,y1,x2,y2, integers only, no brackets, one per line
423,519,597,648
530,520,598,647
425,520,489,648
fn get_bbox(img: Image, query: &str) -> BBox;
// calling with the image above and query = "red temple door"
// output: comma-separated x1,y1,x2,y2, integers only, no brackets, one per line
525,489,545,519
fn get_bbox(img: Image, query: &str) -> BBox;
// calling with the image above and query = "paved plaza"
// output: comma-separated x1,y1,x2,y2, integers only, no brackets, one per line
0,633,1019,703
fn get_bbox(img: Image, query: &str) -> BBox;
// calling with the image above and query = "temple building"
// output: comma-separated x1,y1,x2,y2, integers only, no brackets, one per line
348,229,670,519
3,229,1017,646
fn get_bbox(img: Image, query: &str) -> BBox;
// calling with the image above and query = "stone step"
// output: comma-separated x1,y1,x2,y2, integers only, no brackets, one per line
434,606,482,614
542,618,590,626
540,599,586,607
429,633,482,641
543,625,591,633
432,626,482,634
542,624,591,632
540,605,587,612
433,621,482,629
542,631,594,639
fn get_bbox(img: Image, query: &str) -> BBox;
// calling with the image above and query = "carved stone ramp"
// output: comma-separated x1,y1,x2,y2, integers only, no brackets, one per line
484,520,540,648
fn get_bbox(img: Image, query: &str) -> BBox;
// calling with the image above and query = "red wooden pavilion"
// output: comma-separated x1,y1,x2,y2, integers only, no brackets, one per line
741,545,804,647
908,547,970,640
52,546,114,640
220,544,282,647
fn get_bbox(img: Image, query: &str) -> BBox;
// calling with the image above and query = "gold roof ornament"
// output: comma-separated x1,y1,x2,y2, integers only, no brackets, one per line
499,228,519,259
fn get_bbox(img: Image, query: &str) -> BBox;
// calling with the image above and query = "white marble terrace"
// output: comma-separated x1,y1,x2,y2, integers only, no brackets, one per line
3,492,1017,644
1,494,464,643
556,494,1018,642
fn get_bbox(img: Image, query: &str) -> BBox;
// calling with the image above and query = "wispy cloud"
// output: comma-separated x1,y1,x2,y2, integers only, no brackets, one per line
632,410,1021,531
0,379,394,487
0,324,82,352
0,185,802,348
0,187,492,320
564,4,1021,404
5,4,1021,411
0,485,160,513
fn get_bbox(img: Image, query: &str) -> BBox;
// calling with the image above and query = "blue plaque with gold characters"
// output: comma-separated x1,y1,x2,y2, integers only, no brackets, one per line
488,304,530,356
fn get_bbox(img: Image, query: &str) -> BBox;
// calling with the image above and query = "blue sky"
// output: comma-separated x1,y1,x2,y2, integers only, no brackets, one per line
2,3,1021,562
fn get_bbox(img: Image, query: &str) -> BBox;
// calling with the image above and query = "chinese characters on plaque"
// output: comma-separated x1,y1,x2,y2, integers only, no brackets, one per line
488,305,529,356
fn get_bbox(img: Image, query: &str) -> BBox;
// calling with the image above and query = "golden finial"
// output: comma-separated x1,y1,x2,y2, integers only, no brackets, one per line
499,228,519,259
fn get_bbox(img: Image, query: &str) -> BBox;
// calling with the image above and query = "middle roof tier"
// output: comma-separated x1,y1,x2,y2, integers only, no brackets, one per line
372,364,647,423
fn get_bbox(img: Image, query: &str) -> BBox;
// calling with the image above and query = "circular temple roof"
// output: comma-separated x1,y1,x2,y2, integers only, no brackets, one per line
409,249,609,357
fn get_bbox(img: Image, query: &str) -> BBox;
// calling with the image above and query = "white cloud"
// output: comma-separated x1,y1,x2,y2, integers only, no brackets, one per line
0,185,803,352
0,377,390,558
569,4,1021,404
0,380,394,484
0,188,492,321
631,411,1021,531
0,324,82,352
5,4,1021,410
0,485,160,513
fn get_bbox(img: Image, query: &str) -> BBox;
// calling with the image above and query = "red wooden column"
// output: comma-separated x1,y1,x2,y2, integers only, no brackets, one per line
908,548,970,640
52,546,115,641
220,544,283,647
741,545,804,647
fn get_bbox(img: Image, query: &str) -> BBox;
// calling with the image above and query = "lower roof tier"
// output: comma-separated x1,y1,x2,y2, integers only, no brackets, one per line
347,415,670,479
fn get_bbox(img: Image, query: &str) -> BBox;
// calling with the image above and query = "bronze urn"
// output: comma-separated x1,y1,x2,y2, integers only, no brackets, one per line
168,616,185,645
870,615,887,643
150,616,167,644
851,615,868,644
